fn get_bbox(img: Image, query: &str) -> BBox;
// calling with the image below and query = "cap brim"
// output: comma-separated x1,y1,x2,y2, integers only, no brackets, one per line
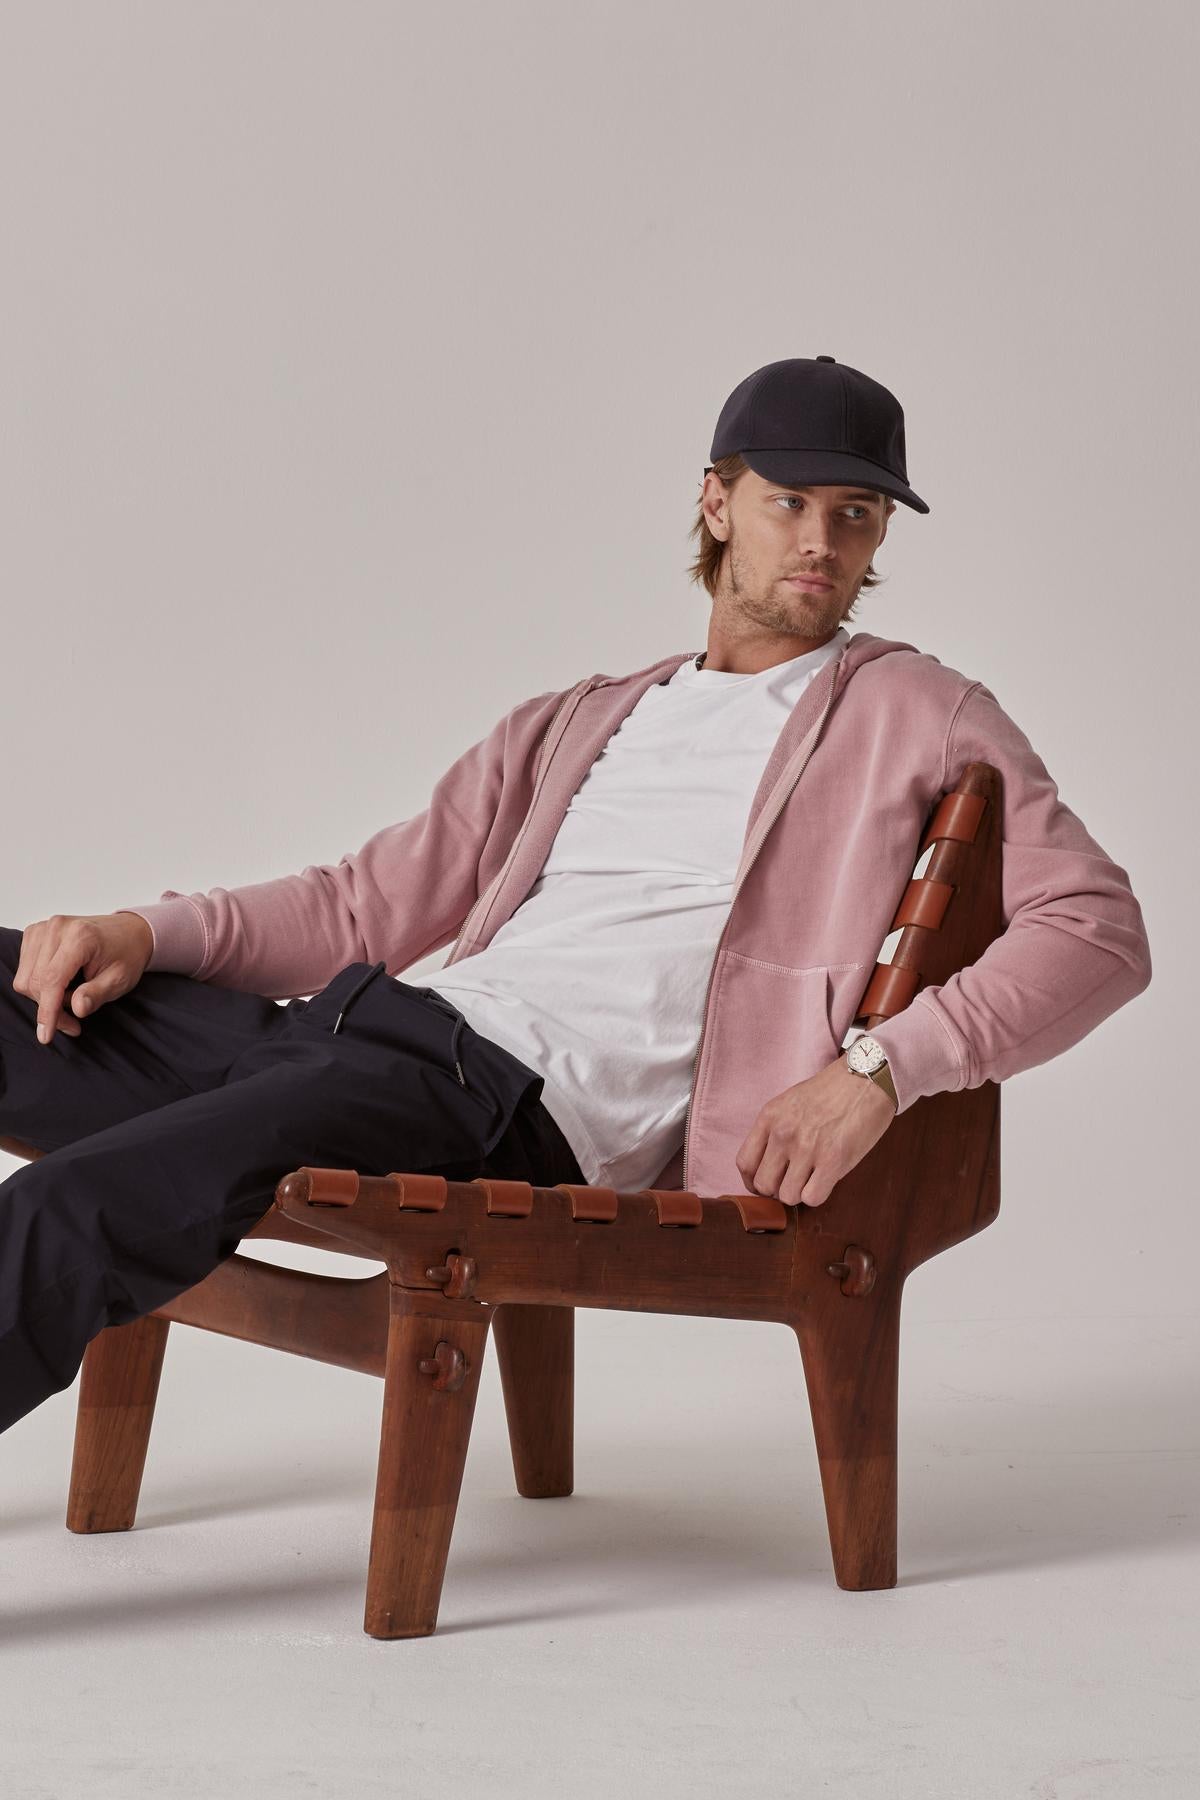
732,447,930,514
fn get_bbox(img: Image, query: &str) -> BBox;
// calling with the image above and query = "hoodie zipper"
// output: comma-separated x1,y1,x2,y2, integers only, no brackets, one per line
447,678,598,965
681,656,847,1194
447,654,696,963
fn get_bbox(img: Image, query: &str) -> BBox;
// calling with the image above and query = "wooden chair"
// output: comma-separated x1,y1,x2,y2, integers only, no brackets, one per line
0,761,1003,1639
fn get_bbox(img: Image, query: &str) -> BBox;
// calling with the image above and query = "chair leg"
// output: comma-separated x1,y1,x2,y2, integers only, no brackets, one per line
65,1314,171,1534
363,1289,492,1640
792,1282,903,1590
493,1302,574,1499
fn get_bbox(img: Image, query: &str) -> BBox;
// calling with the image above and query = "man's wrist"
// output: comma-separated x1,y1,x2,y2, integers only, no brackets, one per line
115,910,155,963
841,1047,898,1114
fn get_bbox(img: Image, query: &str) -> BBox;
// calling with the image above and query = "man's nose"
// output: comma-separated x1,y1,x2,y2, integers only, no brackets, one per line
796,517,837,556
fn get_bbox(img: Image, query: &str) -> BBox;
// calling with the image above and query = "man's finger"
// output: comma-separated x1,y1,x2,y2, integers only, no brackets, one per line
36,988,67,1042
750,1141,790,1199
35,951,81,1044
779,1155,819,1208
735,1119,770,1188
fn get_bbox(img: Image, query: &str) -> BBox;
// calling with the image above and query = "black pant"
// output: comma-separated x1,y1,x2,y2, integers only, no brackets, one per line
0,930,583,1436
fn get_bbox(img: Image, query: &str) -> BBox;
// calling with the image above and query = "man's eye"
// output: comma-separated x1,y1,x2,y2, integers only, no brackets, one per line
775,498,870,519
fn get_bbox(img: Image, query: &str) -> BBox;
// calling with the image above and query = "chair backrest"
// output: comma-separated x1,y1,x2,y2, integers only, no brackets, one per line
802,757,1004,1277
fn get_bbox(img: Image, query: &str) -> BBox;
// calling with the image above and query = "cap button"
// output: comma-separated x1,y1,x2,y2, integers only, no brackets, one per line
816,354,836,363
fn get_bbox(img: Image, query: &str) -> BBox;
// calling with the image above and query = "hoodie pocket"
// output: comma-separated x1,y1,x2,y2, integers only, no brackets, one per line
688,953,851,1181
823,959,874,1053
724,953,868,1062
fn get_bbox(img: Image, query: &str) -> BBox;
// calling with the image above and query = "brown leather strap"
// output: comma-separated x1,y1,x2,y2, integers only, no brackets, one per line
893,875,955,931
857,960,922,1020
389,1173,449,1211
282,1166,361,1209
471,1178,534,1217
727,1193,789,1233
646,1190,704,1227
920,788,987,850
554,1183,620,1222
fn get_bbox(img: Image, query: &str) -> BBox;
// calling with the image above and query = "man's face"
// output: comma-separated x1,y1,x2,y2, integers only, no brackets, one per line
703,469,895,637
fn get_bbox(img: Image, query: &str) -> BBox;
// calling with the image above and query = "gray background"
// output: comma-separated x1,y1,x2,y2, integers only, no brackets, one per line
0,4,1194,1797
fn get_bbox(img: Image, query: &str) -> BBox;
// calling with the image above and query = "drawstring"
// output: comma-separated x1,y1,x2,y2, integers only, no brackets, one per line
419,986,469,1089
414,986,469,1089
332,960,387,1034
449,1013,466,1087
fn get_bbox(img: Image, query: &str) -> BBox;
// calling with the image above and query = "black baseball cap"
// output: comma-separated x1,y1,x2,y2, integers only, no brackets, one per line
705,354,930,514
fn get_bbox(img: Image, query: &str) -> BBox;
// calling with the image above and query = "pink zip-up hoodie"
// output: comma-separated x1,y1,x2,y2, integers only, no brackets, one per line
119,631,1152,1199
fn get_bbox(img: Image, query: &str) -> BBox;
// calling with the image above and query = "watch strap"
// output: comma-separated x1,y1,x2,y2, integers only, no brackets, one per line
870,1059,899,1111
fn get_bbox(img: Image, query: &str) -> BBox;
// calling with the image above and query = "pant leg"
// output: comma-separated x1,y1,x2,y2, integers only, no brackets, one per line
0,959,579,1436
0,923,289,1153
0,924,583,1181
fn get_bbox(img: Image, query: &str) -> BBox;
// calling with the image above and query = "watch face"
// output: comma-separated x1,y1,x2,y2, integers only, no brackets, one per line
848,1035,886,1074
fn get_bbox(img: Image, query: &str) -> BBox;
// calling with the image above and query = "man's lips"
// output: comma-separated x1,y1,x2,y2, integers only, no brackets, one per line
785,575,835,590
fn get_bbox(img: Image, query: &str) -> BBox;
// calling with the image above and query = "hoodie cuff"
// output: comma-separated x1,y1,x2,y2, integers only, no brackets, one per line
114,896,208,977
865,996,967,1116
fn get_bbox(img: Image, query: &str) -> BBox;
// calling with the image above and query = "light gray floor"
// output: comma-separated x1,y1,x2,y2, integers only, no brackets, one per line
1,1285,1195,1799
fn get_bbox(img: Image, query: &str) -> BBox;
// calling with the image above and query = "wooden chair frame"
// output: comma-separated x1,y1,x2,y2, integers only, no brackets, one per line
1,762,1003,1639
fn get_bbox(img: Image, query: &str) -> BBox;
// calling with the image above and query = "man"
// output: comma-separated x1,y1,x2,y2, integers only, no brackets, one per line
0,355,1151,1436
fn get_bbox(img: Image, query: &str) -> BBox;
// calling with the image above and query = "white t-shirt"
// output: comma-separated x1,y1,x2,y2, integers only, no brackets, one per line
417,627,850,1190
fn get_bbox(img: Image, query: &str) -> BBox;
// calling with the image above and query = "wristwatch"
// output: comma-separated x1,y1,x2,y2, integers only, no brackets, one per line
844,1033,898,1111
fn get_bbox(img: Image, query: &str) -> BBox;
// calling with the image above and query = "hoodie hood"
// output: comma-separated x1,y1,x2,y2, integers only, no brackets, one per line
585,628,922,695
569,630,929,872
836,628,924,682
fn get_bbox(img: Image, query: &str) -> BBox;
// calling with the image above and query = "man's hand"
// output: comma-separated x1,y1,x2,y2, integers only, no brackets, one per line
14,913,155,1044
735,1052,898,1208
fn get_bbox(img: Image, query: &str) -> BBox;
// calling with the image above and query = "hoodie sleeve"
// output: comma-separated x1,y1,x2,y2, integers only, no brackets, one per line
868,680,1152,1114
116,684,568,999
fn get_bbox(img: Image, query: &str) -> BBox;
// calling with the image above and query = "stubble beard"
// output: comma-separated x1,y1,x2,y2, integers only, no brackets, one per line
719,535,849,637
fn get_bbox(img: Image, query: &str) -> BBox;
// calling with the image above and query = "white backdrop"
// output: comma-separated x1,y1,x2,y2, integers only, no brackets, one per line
0,5,1193,1797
